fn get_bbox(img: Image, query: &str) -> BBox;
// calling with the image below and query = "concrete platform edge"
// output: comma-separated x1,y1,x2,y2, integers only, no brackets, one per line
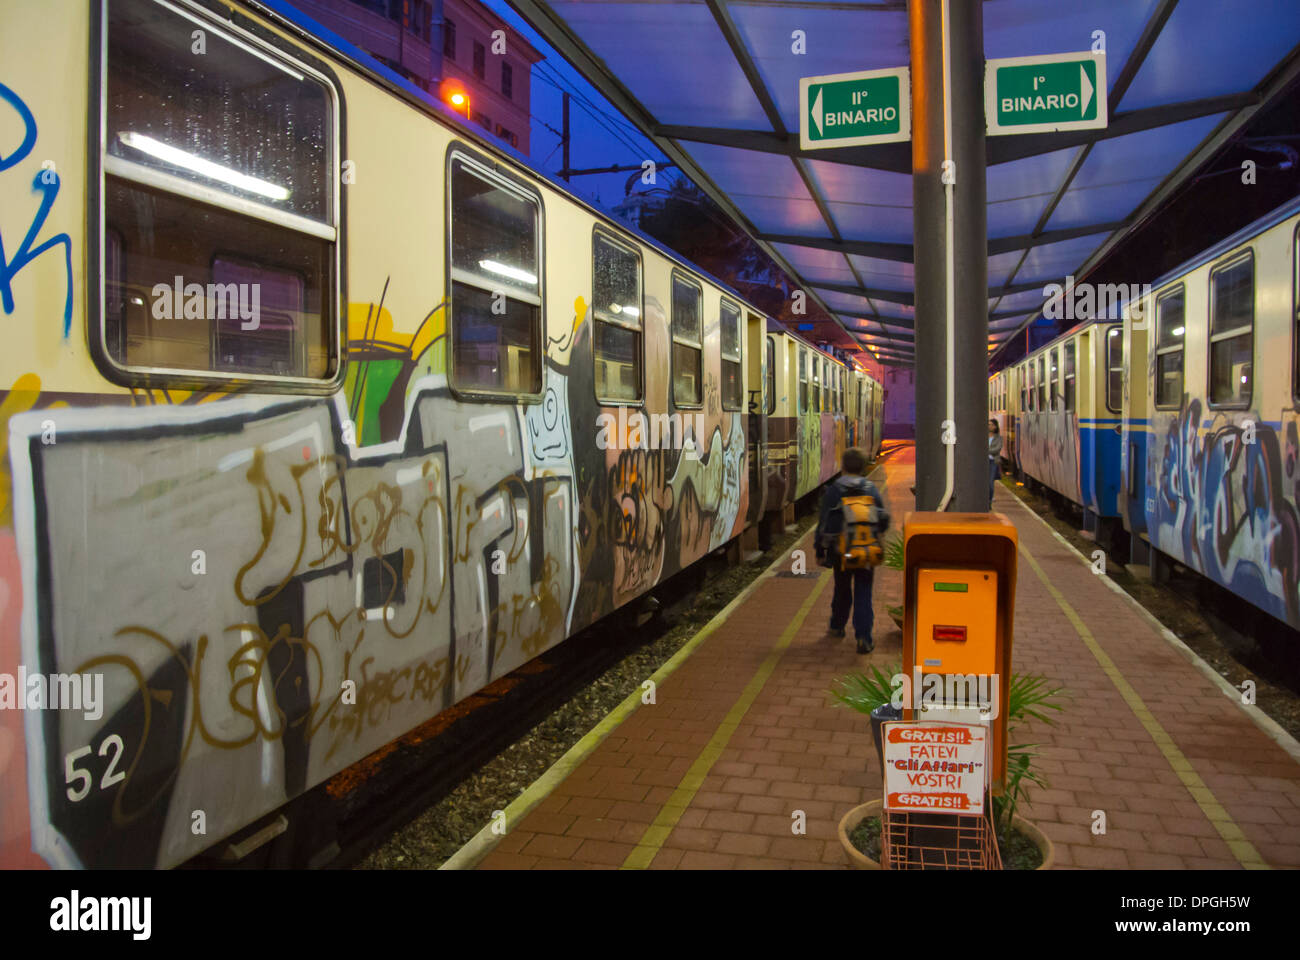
439,519,815,870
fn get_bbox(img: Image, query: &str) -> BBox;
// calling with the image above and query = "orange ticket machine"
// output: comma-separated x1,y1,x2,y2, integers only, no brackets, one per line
902,512,1018,792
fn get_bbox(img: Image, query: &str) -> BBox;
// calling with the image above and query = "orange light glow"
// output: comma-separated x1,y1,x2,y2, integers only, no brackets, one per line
450,92,466,107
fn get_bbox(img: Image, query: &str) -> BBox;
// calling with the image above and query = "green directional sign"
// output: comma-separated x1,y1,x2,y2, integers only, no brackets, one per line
799,67,911,150
985,51,1107,136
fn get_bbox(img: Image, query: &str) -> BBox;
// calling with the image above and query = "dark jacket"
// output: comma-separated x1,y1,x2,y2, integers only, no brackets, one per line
816,473,891,556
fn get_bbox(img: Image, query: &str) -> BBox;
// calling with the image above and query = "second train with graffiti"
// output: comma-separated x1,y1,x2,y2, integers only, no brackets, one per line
0,0,883,869
990,194,1300,638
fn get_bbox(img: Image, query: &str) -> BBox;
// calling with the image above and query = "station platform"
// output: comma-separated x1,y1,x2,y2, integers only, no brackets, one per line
456,445,1300,870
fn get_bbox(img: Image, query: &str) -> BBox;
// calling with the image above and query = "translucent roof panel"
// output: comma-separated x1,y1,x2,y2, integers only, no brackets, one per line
992,289,1050,314
686,142,824,235
1120,0,1300,112
819,289,881,314
547,0,770,128
983,0,1159,90
987,249,1028,289
805,160,913,243
873,302,915,323
1047,114,1228,232
772,243,856,287
1014,233,1109,286
730,3,911,133
527,0,1300,358
986,149,1079,238
847,255,914,294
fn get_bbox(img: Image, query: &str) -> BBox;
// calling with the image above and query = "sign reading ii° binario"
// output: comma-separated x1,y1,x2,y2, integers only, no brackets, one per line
799,66,911,150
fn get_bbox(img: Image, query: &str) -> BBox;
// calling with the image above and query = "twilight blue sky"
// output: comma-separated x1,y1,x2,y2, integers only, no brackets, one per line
480,0,685,213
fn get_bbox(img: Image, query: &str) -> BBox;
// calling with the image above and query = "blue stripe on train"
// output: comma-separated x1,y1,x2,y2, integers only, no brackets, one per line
1122,428,1149,539
1080,422,1122,518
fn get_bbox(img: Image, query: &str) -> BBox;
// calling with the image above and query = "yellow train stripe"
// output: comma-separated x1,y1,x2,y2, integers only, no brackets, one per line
621,570,831,869
1016,541,1270,870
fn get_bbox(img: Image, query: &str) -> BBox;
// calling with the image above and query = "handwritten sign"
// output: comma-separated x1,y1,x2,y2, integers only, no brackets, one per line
881,721,989,815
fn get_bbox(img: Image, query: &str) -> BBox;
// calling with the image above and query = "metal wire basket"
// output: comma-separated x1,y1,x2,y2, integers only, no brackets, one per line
880,808,1003,870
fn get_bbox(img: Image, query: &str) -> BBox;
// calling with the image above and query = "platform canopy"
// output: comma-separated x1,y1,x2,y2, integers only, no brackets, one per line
508,0,1300,364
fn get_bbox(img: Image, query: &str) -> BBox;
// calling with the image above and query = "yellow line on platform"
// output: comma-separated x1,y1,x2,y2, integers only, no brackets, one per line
621,570,831,869
1016,540,1269,870
439,523,817,870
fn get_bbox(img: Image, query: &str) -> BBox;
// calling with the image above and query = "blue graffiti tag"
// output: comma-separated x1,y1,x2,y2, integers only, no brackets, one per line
0,81,73,337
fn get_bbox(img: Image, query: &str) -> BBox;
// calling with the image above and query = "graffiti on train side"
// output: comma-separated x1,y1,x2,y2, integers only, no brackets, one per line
1,289,749,868
0,83,73,336
1018,412,1082,505
1147,398,1300,628
796,411,821,499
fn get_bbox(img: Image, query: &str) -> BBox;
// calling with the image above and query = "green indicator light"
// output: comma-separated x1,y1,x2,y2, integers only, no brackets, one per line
933,582,968,593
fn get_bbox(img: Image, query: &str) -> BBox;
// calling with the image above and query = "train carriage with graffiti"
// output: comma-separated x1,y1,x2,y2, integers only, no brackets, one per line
992,194,1300,636
1004,319,1125,533
0,0,881,869
1125,194,1300,631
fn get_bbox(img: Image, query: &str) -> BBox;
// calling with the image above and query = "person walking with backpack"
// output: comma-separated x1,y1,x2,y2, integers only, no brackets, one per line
815,447,890,654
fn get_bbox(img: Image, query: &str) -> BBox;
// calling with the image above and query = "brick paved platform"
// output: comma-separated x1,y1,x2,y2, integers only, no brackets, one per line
469,444,1300,870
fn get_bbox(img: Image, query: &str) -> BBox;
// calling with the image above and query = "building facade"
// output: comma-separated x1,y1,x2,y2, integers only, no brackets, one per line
290,0,541,151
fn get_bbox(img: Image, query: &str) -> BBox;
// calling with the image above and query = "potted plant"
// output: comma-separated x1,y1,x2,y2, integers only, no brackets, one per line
830,667,1064,869
880,533,905,629
829,662,903,771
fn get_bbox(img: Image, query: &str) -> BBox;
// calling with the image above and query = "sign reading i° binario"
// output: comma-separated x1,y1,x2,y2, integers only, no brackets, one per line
799,66,911,150
882,721,990,815
985,50,1108,136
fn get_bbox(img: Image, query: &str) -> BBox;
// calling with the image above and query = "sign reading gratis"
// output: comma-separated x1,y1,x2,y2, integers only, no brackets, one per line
985,51,1107,136
799,66,911,150
882,720,989,815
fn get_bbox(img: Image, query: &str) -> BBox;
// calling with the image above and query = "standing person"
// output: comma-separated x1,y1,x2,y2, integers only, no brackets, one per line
988,419,1003,504
816,447,890,654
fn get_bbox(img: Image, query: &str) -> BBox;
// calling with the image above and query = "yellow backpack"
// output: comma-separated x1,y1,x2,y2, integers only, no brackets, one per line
837,494,883,570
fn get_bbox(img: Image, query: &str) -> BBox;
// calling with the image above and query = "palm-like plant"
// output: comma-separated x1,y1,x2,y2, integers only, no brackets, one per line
829,662,902,714
992,673,1065,838
881,532,905,570
830,663,1066,847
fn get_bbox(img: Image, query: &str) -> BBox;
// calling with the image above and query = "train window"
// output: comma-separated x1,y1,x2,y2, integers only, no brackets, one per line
824,359,831,413
1063,341,1076,412
1021,365,1027,411
1208,253,1253,407
811,355,820,412
766,336,776,415
592,231,642,404
1048,351,1059,412
671,274,703,406
799,349,808,413
100,0,338,385
1037,356,1046,411
1155,286,1185,408
1106,327,1123,413
720,300,742,410
448,155,542,397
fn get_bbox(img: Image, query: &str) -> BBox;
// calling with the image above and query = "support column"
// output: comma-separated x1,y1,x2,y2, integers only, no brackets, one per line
910,0,989,511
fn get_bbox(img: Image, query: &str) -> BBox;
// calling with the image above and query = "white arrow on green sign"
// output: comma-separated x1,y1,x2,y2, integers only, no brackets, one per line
799,66,911,150
985,51,1107,136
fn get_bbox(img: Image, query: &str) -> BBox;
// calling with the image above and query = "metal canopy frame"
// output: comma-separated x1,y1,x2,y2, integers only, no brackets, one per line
508,0,1300,363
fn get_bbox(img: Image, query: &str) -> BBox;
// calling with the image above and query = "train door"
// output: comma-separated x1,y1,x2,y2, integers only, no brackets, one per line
745,311,768,526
